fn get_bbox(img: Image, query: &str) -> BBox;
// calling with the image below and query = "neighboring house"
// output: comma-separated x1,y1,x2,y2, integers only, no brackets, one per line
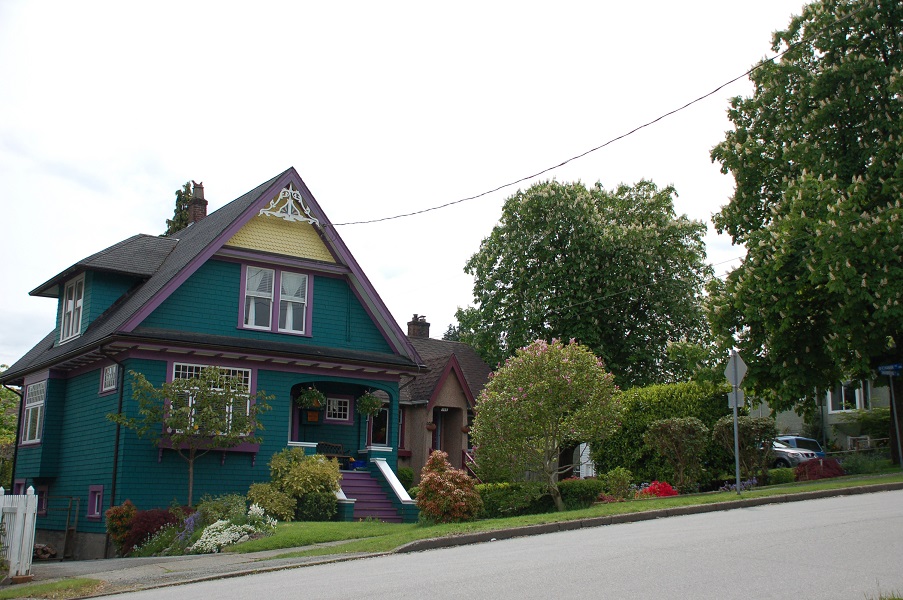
397,315,491,483
752,379,892,450
0,169,427,558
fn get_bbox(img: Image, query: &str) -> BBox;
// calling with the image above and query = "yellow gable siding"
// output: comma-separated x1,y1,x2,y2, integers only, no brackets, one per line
226,215,335,262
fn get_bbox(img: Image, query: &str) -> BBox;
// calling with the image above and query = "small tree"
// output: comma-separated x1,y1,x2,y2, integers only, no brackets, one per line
712,415,777,480
164,181,192,236
108,368,272,506
472,339,620,511
643,417,709,492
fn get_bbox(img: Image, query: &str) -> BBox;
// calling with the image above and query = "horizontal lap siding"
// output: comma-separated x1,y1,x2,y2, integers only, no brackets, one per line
84,272,138,324
140,260,393,353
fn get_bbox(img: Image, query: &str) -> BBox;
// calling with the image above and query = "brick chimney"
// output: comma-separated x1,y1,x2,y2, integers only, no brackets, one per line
188,181,207,224
407,314,430,338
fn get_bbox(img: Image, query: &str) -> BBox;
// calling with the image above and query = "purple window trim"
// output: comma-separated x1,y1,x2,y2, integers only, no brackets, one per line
87,485,104,520
157,438,261,455
323,394,354,425
12,479,25,495
238,264,314,338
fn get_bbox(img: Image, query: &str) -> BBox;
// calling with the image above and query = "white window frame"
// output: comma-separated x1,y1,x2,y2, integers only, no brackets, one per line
325,396,350,422
22,381,47,444
828,380,871,413
172,363,252,434
60,275,85,343
278,272,308,334
243,267,274,330
101,364,118,393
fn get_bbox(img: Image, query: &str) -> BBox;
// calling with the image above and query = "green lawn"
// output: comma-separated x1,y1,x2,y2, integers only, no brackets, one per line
230,471,903,558
0,578,102,599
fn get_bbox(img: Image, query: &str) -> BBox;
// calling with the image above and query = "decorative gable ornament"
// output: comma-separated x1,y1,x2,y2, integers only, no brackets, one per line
259,184,320,227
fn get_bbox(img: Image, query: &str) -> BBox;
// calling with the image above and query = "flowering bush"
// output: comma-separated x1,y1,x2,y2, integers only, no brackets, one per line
189,520,257,554
633,481,678,499
295,386,326,408
188,504,276,554
355,392,384,417
718,477,758,493
417,451,482,523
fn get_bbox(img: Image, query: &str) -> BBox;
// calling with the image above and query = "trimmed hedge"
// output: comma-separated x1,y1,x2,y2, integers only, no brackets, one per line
592,381,732,484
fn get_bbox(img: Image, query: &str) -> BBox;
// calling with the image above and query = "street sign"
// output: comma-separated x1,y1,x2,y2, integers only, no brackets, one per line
728,389,745,409
878,364,902,377
725,351,747,386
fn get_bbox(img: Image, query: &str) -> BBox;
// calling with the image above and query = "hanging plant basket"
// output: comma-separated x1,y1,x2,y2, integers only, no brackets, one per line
461,426,471,434
426,422,437,431
295,386,326,409
356,392,383,417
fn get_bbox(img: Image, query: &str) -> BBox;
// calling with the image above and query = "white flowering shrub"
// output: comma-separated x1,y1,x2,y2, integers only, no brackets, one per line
188,504,277,554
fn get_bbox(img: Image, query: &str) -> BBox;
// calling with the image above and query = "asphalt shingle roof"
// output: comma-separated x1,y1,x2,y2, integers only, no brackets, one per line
2,168,423,383
402,337,492,404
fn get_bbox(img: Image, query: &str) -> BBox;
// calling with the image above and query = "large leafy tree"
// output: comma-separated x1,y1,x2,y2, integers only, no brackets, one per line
109,367,272,506
471,339,620,511
708,0,903,433
457,180,712,388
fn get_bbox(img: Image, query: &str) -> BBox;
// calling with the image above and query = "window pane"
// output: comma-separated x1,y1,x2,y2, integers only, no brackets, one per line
279,300,305,332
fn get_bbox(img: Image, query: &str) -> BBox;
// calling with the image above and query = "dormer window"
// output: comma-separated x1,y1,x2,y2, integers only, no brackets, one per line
60,275,85,343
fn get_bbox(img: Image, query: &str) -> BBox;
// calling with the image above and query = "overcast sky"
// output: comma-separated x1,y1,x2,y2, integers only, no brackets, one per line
0,1,806,368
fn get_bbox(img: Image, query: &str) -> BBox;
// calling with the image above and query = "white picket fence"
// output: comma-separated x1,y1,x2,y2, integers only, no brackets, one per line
0,487,38,579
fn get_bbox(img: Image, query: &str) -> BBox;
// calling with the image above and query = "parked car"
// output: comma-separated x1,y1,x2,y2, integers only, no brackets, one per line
776,435,826,458
771,441,818,468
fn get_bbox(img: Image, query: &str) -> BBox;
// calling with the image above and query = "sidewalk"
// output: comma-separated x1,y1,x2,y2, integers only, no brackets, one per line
27,481,903,596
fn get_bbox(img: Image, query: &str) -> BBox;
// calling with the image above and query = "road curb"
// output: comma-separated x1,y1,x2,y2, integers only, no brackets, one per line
394,481,903,554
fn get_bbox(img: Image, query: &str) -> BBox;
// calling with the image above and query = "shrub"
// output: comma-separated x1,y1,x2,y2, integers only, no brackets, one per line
196,493,247,527
592,381,732,484
397,467,414,491
276,453,341,499
121,508,180,556
768,468,796,485
634,481,678,499
105,500,137,556
643,417,710,492
796,458,845,481
475,482,548,518
248,483,296,522
557,478,605,510
602,467,633,500
839,451,889,475
295,492,337,521
189,520,257,554
416,451,482,523
130,524,180,557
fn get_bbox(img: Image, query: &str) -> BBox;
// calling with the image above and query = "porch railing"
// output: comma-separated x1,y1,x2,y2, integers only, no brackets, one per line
463,449,481,482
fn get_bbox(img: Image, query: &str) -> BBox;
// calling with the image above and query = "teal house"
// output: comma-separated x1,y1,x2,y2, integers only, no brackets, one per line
0,168,425,558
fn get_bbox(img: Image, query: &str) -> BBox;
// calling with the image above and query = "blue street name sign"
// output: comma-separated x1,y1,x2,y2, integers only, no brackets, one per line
878,364,902,376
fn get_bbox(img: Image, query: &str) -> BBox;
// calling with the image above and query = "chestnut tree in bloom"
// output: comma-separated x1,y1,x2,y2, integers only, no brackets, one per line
471,339,620,511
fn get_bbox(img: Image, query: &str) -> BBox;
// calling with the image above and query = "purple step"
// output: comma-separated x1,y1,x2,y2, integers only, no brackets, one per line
341,471,402,523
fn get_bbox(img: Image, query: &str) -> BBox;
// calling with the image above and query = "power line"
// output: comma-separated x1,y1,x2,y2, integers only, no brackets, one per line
334,2,867,227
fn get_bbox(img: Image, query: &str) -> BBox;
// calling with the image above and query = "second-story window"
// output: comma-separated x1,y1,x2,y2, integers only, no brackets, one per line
242,266,309,335
60,275,85,343
244,267,274,329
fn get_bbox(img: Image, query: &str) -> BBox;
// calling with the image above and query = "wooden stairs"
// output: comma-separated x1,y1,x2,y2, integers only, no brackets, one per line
340,471,402,523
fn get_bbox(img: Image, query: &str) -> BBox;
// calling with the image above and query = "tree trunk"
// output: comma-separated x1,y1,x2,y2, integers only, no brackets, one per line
890,376,903,467
187,448,196,507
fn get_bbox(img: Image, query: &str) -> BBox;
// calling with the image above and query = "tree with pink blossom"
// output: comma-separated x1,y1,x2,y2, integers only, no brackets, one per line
472,339,620,511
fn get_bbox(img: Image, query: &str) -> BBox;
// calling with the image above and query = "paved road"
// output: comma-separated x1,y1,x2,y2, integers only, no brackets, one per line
101,490,903,600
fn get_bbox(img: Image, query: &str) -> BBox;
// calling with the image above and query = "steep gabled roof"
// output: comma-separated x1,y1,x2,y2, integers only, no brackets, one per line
402,337,492,406
2,168,424,383
30,235,179,298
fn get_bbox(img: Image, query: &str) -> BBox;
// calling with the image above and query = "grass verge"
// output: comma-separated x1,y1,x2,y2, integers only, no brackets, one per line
231,471,903,559
0,578,103,600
